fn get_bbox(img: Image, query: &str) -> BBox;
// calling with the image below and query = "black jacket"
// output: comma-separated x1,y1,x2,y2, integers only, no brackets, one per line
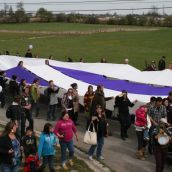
10,104,22,121
167,97,172,124
88,116,108,139
91,90,112,115
158,59,166,70
47,87,59,95
115,96,134,115
0,134,20,165
21,135,37,157
25,52,32,58
9,80,19,97
0,76,8,90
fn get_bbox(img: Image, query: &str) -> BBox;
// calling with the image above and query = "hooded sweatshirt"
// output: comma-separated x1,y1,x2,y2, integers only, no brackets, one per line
54,119,76,142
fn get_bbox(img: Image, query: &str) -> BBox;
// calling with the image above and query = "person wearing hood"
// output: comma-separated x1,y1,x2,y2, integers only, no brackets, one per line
91,85,113,116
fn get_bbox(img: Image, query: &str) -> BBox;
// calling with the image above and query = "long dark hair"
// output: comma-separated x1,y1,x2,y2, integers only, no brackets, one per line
20,79,26,86
2,121,16,136
43,123,53,135
95,105,105,119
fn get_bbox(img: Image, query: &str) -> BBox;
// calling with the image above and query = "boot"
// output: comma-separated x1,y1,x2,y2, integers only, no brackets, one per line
69,159,74,166
141,148,148,158
136,150,145,161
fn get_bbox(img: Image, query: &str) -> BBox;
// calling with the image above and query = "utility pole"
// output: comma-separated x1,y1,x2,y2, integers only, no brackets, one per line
162,4,165,16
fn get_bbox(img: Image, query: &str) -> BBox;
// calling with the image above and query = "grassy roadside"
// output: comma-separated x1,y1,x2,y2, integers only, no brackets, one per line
0,28,172,69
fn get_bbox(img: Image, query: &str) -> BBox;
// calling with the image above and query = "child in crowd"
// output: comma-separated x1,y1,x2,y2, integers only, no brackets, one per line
38,123,58,172
21,127,39,172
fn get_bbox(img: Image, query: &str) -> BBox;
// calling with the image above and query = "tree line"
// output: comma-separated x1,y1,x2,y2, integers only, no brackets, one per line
0,2,172,27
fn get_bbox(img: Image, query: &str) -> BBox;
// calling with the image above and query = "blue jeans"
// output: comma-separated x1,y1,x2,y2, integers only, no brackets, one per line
88,137,104,158
47,104,57,120
0,163,18,172
39,155,55,172
59,140,74,165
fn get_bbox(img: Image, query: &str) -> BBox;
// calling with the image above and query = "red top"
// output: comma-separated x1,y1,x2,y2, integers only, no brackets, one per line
54,119,77,142
135,107,147,127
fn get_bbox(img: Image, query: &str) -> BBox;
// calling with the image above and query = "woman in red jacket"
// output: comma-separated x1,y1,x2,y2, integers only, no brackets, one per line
135,105,148,160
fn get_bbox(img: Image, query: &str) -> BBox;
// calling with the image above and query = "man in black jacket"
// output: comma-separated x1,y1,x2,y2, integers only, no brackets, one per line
9,96,23,137
158,56,166,71
115,90,137,140
21,86,33,132
167,91,172,124
9,75,20,98
0,71,8,108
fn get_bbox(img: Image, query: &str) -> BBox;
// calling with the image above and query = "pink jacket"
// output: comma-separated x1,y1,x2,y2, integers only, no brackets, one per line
54,119,77,142
135,107,147,127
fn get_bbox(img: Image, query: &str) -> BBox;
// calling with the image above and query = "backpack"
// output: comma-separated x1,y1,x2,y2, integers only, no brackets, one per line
6,105,13,119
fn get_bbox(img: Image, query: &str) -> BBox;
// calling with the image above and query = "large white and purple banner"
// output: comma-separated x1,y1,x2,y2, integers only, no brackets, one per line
0,55,171,110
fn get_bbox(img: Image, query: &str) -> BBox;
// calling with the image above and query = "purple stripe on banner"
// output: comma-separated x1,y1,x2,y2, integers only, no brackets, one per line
6,66,48,86
50,65,172,96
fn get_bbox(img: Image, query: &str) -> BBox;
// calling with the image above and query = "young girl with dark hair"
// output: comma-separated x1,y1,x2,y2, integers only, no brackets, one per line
38,123,58,172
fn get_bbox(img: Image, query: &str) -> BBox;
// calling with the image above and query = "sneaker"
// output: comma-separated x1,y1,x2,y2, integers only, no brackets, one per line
69,160,74,166
98,156,105,160
88,156,93,161
62,164,68,170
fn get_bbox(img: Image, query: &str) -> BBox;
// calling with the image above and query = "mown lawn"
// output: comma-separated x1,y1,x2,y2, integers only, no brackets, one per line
0,23,171,70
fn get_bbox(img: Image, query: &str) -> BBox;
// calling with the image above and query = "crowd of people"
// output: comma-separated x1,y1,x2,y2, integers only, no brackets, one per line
2,48,172,71
0,58,171,172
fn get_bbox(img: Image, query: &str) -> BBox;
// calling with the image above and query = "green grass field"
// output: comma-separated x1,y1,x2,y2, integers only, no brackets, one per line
0,22,171,69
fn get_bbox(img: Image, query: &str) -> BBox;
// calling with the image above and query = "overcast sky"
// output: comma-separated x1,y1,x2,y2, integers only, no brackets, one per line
0,0,172,15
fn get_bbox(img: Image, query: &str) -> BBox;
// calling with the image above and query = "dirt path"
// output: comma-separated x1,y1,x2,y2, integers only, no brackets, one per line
0,27,159,36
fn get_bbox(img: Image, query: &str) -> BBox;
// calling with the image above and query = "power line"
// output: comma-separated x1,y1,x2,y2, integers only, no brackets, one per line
0,0,172,5
22,6,172,13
